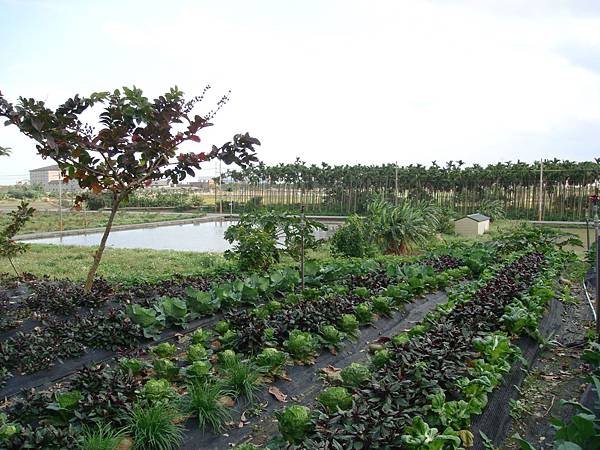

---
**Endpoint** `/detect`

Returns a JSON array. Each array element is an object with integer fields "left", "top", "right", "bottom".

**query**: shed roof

[{"left": 465, "top": 213, "right": 490, "bottom": 222}]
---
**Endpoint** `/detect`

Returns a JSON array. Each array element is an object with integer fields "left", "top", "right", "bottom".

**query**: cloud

[{"left": 1, "top": 0, "right": 600, "bottom": 184}]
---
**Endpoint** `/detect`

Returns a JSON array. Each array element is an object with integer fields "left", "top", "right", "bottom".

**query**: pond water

[{"left": 22, "top": 220, "right": 339, "bottom": 253}]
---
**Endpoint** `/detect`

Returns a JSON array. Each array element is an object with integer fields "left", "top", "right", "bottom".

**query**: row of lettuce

[
  {"left": 0, "top": 242, "right": 486, "bottom": 448},
  {"left": 256, "top": 230, "right": 578, "bottom": 449}
]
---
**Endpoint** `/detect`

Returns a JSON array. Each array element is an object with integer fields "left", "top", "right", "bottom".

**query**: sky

[{"left": 1, "top": 0, "right": 600, "bottom": 184}]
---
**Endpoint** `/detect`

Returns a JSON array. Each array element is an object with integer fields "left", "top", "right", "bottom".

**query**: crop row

[
  {"left": 0, "top": 251, "right": 482, "bottom": 448},
  {"left": 268, "top": 249, "right": 566, "bottom": 449}
]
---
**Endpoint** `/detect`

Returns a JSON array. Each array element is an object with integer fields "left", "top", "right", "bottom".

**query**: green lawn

[
  {"left": 0, "top": 210, "right": 205, "bottom": 235},
  {"left": 1, "top": 244, "right": 226, "bottom": 283}
]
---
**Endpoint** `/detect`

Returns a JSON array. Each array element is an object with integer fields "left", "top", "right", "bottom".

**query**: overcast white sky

[{"left": 1, "top": 0, "right": 600, "bottom": 184}]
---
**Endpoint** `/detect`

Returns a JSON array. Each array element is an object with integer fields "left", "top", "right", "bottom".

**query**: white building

[
  {"left": 454, "top": 213, "right": 491, "bottom": 236},
  {"left": 29, "top": 164, "right": 81, "bottom": 193}
]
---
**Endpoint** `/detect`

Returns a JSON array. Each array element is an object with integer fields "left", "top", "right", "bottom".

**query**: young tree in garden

[
  {"left": 0, "top": 201, "right": 35, "bottom": 277},
  {"left": 0, "top": 86, "right": 260, "bottom": 291}
]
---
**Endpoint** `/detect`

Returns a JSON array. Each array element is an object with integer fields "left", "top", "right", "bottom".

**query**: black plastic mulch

[{"left": 178, "top": 290, "right": 451, "bottom": 450}]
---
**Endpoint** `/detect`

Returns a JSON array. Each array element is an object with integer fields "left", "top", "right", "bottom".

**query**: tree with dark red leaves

[{"left": 0, "top": 86, "right": 260, "bottom": 291}]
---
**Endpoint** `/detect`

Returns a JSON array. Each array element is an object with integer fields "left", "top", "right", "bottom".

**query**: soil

[{"left": 499, "top": 283, "right": 594, "bottom": 450}]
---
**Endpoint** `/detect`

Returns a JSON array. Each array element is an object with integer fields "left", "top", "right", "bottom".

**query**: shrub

[
  {"left": 185, "top": 381, "right": 232, "bottom": 432},
  {"left": 330, "top": 214, "right": 376, "bottom": 258},
  {"left": 275, "top": 405, "right": 312, "bottom": 444},
  {"left": 121, "top": 404, "right": 184, "bottom": 450},
  {"left": 318, "top": 387, "right": 353, "bottom": 412}
]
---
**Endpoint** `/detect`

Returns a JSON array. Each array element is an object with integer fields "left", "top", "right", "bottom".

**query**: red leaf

[{"left": 189, "top": 135, "right": 201, "bottom": 143}]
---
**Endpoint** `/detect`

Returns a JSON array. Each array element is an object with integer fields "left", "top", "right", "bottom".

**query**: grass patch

[
  {"left": 0, "top": 210, "right": 205, "bottom": 234},
  {"left": 0, "top": 244, "right": 226, "bottom": 283}
]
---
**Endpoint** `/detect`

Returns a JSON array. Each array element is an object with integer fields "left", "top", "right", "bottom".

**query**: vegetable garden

[{"left": 0, "top": 225, "right": 596, "bottom": 450}]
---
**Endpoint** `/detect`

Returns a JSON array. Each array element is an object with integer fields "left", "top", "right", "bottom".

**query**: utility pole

[
  {"left": 594, "top": 197, "right": 600, "bottom": 342},
  {"left": 300, "top": 204, "right": 305, "bottom": 292},
  {"left": 538, "top": 159, "right": 544, "bottom": 221},
  {"left": 219, "top": 160, "right": 223, "bottom": 214},
  {"left": 395, "top": 161, "right": 399, "bottom": 205},
  {"left": 59, "top": 178, "right": 63, "bottom": 232}
]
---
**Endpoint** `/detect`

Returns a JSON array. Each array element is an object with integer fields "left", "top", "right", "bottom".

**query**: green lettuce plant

[
  {"left": 139, "top": 379, "right": 178, "bottom": 405},
  {"left": 151, "top": 342, "right": 177, "bottom": 359},
  {"left": 284, "top": 330, "right": 319, "bottom": 362},
  {"left": 341, "top": 363, "right": 370, "bottom": 389},
  {"left": 254, "top": 348, "right": 288, "bottom": 375},
  {"left": 187, "top": 344, "right": 209, "bottom": 362},
  {"left": 318, "top": 387, "right": 353, "bottom": 412},
  {"left": 152, "top": 359, "right": 180, "bottom": 381},
  {"left": 275, "top": 405, "right": 312, "bottom": 444}
]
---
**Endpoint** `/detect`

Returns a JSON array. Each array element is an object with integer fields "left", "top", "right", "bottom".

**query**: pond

[{"left": 21, "top": 220, "right": 339, "bottom": 252}]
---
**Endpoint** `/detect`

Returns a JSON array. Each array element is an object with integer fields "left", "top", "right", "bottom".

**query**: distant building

[
  {"left": 29, "top": 164, "right": 81, "bottom": 193},
  {"left": 454, "top": 213, "right": 490, "bottom": 236}
]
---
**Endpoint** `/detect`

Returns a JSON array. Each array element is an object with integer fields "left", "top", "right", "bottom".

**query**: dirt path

[{"left": 499, "top": 285, "right": 594, "bottom": 450}]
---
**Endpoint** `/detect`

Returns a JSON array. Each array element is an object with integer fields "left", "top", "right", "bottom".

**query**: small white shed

[{"left": 454, "top": 213, "right": 490, "bottom": 236}]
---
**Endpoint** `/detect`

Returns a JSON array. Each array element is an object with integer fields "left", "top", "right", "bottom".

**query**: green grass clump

[
  {"left": 121, "top": 404, "right": 184, "bottom": 450},
  {"left": 185, "top": 381, "right": 232, "bottom": 432},
  {"left": 81, "top": 423, "right": 124, "bottom": 450}
]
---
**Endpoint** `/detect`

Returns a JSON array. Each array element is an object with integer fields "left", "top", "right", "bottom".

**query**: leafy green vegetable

[
  {"left": 214, "top": 320, "right": 230, "bottom": 335},
  {"left": 151, "top": 342, "right": 177, "bottom": 359},
  {"left": 139, "top": 379, "right": 178, "bottom": 405},
  {"left": 187, "top": 344, "right": 209, "bottom": 362},
  {"left": 126, "top": 304, "right": 164, "bottom": 339},
  {"left": 156, "top": 296, "right": 188, "bottom": 328},
  {"left": 275, "top": 405, "right": 312, "bottom": 444},
  {"left": 152, "top": 358, "right": 180, "bottom": 381},
  {"left": 371, "top": 296, "right": 393, "bottom": 316},
  {"left": 371, "top": 349, "right": 391, "bottom": 369},
  {"left": 284, "top": 330, "right": 319, "bottom": 362},
  {"left": 341, "top": 363, "right": 370, "bottom": 388},
  {"left": 118, "top": 357, "right": 148, "bottom": 376},
  {"left": 183, "top": 360, "right": 212, "bottom": 381},
  {"left": 318, "top": 387, "right": 353, "bottom": 412},
  {"left": 354, "top": 303, "right": 374, "bottom": 325},
  {"left": 338, "top": 314, "right": 359, "bottom": 336},
  {"left": 191, "top": 328, "right": 212, "bottom": 346},
  {"left": 185, "top": 287, "right": 219, "bottom": 317},
  {"left": 319, "top": 324, "right": 344, "bottom": 350},
  {"left": 254, "top": 348, "right": 287, "bottom": 374},
  {"left": 218, "top": 350, "right": 240, "bottom": 369}
]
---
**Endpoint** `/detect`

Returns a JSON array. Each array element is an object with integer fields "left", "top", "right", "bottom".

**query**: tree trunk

[
  {"left": 84, "top": 194, "right": 121, "bottom": 292},
  {"left": 8, "top": 256, "right": 19, "bottom": 278}
]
